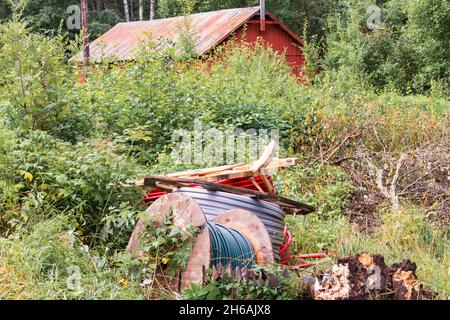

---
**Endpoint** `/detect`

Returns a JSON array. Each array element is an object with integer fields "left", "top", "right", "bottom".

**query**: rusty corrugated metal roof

[{"left": 77, "top": 6, "right": 261, "bottom": 63}]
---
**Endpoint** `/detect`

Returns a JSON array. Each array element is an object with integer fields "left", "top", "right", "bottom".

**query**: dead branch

[
  {"left": 366, "top": 153, "right": 407, "bottom": 210},
  {"left": 324, "top": 130, "right": 363, "bottom": 163},
  {"left": 399, "top": 167, "right": 439, "bottom": 196},
  {"left": 313, "top": 129, "right": 364, "bottom": 165},
  {"left": 389, "top": 153, "right": 408, "bottom": 210}
]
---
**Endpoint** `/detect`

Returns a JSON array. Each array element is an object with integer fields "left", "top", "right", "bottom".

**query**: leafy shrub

[
  {"left": 277, "top": 163, "right": 353, "bottom": 253},
  {"left": 323, "top": 0, "right": 450, "bottom": 94},
  {"left": 0, "top": 127, "right": 146, "bottom": 245},
  {"left": 182, "top": 267, "right": 300, "bottom": 300},
  {"left": 287, "top": 87, "right": 448, "bottom": 162},
  {"left": 277, "top": 163, "right": 354, "bottom": 217},
  {"left": 135, "top": 212, "right": 198, "bottom": 282},
  {"left": 0, "top": 21, "right": 71, "bottom": 131},
  {"left": 61, "top": 39, "right": 310, "bottom": 164}
]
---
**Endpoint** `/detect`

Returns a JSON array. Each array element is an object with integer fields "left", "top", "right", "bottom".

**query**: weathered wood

[
  {"left": 126, "top": 139, "right": 294, "bottom": 187},
  {"left": 213, "top": 209, "right": 274, "bottom": 266},
  {"left": 127, "top": 193, "right": 206, "bottom": 256},
  {"left": 249, "top": 177, "right": 264, "bottom": 192},
  {"left": 265, "top": 157, "right": 297, "bottom": 170},
  {"left": 201, "top": 169, "right": 257, "bottom": 181},
  {"left": 182, "top": 228, "right": 210, "bottom": 289},
  {"left": 250, "top": 140, "right": 276, "bottom": 172},
  {"left": 126, "top": 158, "right": 297, "bottom": 186},
  {"left": 127, "top": 193, "right": 213, "bottom": 291},
  {"left": 143, "top": 176, "right": 316, "bottom": 215},
  {"left": 168, "top": 163, "right": 242, "bottom": 177}
]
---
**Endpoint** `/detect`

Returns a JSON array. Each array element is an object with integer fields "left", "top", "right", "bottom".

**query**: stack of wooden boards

[{"left": 129, "top": 141, "right": 298, "bottom": 202}]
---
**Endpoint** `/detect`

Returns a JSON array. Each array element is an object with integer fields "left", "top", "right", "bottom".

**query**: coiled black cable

[{"left": 206, "top": 221, "right": 255, "bottom": 269}]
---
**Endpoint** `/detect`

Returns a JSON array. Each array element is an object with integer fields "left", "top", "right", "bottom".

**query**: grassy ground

[
  {"left": 284, "top": 205, "right": 449, "bottom": 299},
  {"left": 280, "top": 164, "right": 449, "bottom": 299}
]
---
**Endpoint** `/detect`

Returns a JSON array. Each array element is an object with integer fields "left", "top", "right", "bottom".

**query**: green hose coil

[{"left": 206, "top": 221, "right": 255, "bottom": 269}]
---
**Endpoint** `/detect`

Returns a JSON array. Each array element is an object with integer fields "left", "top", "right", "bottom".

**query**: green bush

[
  {"left": 135, "top": 212, "right": 199, "bottom": 281},
  {"left": 277, "top": 163, "right": 353, "bottom": 253},
  {"left": 323, "top": 0, "right": 450, "bottom": 94},
  {"left": 0, "top": 126, "right": 146, "bottom": 246},
  {"left": 61, "top": 40, "right": 309, "bottom": 164},
  {"left": 182, "top": 267, "right": 300, "bottom": 300},
  {"left": 0, "top": 21, "right": 70, "bottom": 131}
]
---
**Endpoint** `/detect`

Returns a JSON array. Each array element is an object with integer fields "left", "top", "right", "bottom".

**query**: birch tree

[
  {"left": 139, "top": 0, "right": 144, "bottom": 20},
  {"left": 81, "top": 0, "right": 90, "bottom": 65},
  {"left": 123, "top": 0, "right": 130, "bottom": 22},
  {"left": 150, "top": 0, "right": 157, "bottom": 20}
]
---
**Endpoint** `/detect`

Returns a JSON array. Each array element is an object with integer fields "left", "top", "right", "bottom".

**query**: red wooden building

[{"left": 79, "top": 5, "right": 305, "bottom": 76}]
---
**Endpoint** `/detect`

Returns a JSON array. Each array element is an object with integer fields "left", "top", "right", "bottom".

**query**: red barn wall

[{"left": 231, "top": 15, "right": 305, "bottom": 76}]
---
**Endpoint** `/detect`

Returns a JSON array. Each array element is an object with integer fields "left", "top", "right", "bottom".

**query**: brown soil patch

[
  {"left": 345, "top": 191, "right": 383, "bottom": 233},
  {"left": 337, "top": 253, "right": 432, "bottom": 300},
  {"left": 309, "top": 253, "right": 432, "bottom": 300}
]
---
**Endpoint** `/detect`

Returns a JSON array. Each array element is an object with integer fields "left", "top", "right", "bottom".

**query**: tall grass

[
  {"left": 336, "top": 205, "right": 449, "bottom": 299},
  {"left": 0, "top": 216, "right": 144, "bottom": 299}
]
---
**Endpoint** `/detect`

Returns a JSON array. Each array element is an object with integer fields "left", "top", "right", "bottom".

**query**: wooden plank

[
  {"left": 182, "top": 228, "right": 210, "bottom": 290},
  {"left": 265, "top": 158, "right": 297, "bottom": 169},
  {"left": 126, "top": 178, "right": 145, "bottom": 186},
  {"left": 168, "top": 163, "right": 244, "bottom": 178},
  {"left": 259, "top": 173, "right": 275, "bottom": 193},
  {"left": 202, "top": 169, "right": 256, "bottom": 181},
  {"left": 249, "top": 177, "right": 265, "bottom": 192},
  {"left": 143, "top": 176, "right": 315, "bottom": 215},
  {"left": 125, "top": 157, "right": 297, "bottom": 186},
  {"left": 250, "top": 140, "right": 277, "bottom": 172}
]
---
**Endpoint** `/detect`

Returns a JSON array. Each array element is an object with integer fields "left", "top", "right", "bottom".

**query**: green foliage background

[{"left": 0, "top": 0, "right": 448, "bottom": 300}]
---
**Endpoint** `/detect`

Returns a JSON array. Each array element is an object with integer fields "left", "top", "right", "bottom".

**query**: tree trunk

[
  {"left": 150, "top": 0, "right": 157, "bottom": 20},
  {"left": 130, "top": 0, "right": 134, "bottom": 20},
  {"left": 139, "top": 0, "right": 143, "bottom": 20},
  {"left": 123, "top": 0, "right": 130, "bottom": 22},
  {"left": 95, "top": 0, "right": 102, "bottom": 11},
  {"left": 81, "top": 0, "right": 90, "bottom": 66}
]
